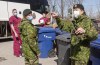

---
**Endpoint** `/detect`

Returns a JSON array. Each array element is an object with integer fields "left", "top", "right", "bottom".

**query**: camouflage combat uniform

[
  {"left": 56, "top": 15, "right": 98, "bottom": 65},
  {"left": 71, "top": 15, "right": 98, "bottom": 65},
  {"left": 19, "top": 18, "right": 39, "bottom": 65}
]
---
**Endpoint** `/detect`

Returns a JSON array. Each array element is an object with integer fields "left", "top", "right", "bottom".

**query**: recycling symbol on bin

[{"left": 44, "top": 35, "right": 52, "bottom": 38}]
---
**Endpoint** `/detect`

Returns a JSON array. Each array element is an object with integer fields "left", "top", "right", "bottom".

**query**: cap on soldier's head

[
  {"left": 73, "top": 4, "right": 84, "bottom": 11},
  {"left": 23, "top": 9, "right": 32, "bottom": 16}
]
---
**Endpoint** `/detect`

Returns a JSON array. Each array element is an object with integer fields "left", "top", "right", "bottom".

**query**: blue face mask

[{"left": 26, "top": 16, "right": 33, "bottom": 21}]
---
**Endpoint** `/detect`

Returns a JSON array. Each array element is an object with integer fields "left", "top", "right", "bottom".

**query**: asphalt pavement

[{"left": 0, "top": 39, "right": 57, "bottom": 65}]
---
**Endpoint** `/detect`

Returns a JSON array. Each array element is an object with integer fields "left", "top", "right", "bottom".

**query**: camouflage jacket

[
  {"left": 19, "top": 18, "right": 39, "bottom": 55},
  {"left": 71, "top": 15, "right": 98, "bottom": 45},
  {"left": 56, "top": 15, "right": 98, "bottom": 63},
  {"left": 71, "top": 15, "right": 98, "bottom": 62}
]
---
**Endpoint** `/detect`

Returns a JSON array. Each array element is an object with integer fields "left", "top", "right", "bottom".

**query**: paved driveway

[{"left": 0, "top": 40, "right": 57, "bottom": 65}]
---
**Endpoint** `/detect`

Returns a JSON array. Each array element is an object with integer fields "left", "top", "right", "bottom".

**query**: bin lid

[
  {"left": 90, "top": 39, "right": 100, "bottom": 49},
  {"left": 38, "top": 27, "right": 56, "bottom": 33},
  {"left": 56, "top": 33, "right": 71, "bottom": 42}
]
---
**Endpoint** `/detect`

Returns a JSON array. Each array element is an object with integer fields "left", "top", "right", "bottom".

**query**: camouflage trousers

[
  {"left": 22, "top": 40, "right": 39, "bottom": 65},
  {"left": 71, "top": 60, "right": 88, "bottom": 65},
  {"left": 25, "top": 59, "right": 39, "bottom": 65},
  {"left": 71, "top": 42, "right": 90, "bottom": 65}
]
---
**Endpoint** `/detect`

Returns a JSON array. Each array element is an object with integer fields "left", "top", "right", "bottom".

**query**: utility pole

[
  {"left": 61, "top": 0, "right": 64, "bottom": 18},
  {"left": 72, "top": 0, "right": 75, "bottom": 20}
]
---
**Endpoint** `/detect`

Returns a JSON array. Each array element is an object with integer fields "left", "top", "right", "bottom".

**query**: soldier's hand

[{"left": 75, "top": 27, "right": 85, "bottom": 34}]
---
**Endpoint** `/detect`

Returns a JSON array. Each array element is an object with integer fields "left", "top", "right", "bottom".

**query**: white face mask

[
  {"left": 73, "top": 11, "right": 80, "bottom": 18},
  {"left": 40, "top": 19, "right": 45, "bottom": 24},
  {"left": 13, "top": 12, "right": 17, "bottom": 16},
  {"left": 26, "top": 16, "right": 33, "bottom": 21}
]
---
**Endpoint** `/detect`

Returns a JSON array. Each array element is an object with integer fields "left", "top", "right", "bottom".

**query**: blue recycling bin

[
  {"left": 55, "top": 28, "right": 67, "bottom": 35},
  {"left": 90, "top": 34, "right": 100, "bottom": 65},
  {"left": 38, "top": 27, "right": 56, "bottom": 58},
  {"left": 38, "top": 27, "right": 56, "bottom": 41},
  {"left": 38, "top": 41, "right": 53, "bottom": 58}
]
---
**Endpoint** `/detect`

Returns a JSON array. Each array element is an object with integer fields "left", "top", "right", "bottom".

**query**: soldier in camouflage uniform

[
  {"left": 70, "top": 4, "right": 98, "bottom": 65},
  {"left": 56, "top": 4, "right": 98, "bottom": 65},
  {"left": 19, "top": 9, "right": 39, "bottom": 65}
]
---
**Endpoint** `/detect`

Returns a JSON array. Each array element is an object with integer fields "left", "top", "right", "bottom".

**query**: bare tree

[
  {"left": 75, "top": 0, "right": 83, "bottom": 4},
  {"left": 66, "top": 0, "right": 83, "bottom": 8},
  {"left": 96, "top": 0, "right": 100, "bottom": 19},
  {"left": 47, "top": 0, "right": 84, "bottom": 18},
  {"left": 86, "top": 7, "right": 94, "bottom": 18}
]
